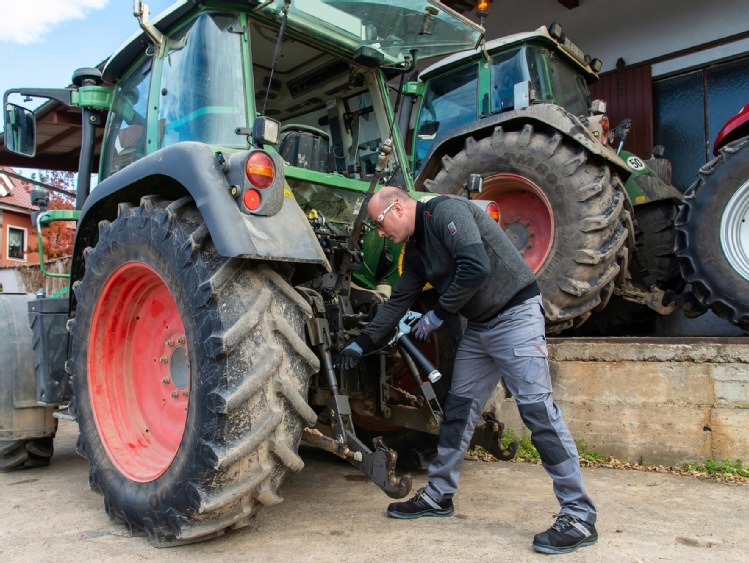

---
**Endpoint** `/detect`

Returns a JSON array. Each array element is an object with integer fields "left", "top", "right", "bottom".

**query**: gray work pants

[{"left": 424, "top": 295, "right": 597, "bottom": 525}]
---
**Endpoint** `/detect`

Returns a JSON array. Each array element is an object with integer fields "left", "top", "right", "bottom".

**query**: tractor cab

[{"left": 408, "top": 24, "right": 603, "bottom": 171}]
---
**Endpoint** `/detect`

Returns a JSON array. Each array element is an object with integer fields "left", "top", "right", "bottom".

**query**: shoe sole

[
  {"left": 532, "top": 535, "right": 598, "bottom": 554},
  {"left": 387, "top": 508, "right": 454, "bottom": 519}
]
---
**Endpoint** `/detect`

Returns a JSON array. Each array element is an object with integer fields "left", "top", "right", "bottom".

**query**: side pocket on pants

[{"left": 513, "top": 343, "right": 551, "bottom": 393}]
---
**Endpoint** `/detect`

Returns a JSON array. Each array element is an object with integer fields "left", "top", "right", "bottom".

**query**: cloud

[{"left": 0, "top": 0, "right": 109, "bottom": 45}]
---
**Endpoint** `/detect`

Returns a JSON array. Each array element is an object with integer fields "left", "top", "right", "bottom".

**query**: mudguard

[
  {"left": 619, "top": 150, "right": 683, "bottom": 205},
  {"left": 414, "top": 104, "right": 631, "bottom": 190},
  {"left": 71, "top": 142, "right": 330, "bottom": 285}
]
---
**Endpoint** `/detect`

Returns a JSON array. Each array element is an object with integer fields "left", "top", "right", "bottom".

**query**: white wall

[
  {"left": 0, "top": 268, "right": 22, "bottom": 292},
  {"left": 477, "top": 0, "right": 749, "bottom": 74}
]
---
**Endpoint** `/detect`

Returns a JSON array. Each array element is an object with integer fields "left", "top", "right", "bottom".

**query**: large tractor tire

[
  {"left": 632, "top": 200, "right": 682, "bottom": 293},
  {"left": 578, "top": 200, "right": 682, "bottom": 336},
  {"left": 424, "top": 125, "right": 631, "bottom": 332},
  {"left": 68, "top": 196, "right": 319, "bottom": 546},
  {"left": 675, "top": 136, "right": 749, "bottom": 330},
  {"left": 0, "top": 293, "right": 57, "bottom": 471}
]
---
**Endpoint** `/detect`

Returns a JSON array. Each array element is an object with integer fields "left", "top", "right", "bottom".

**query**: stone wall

[{"left": 497, "top": 338, "right": 749, "bottom": 466}]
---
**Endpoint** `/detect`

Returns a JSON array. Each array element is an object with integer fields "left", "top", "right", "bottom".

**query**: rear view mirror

[{"left": 4, "top": 103, "right": 36, "bottom": 157}]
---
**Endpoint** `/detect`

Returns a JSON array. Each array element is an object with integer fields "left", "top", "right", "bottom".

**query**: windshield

[
  {"left": 258, "top": 0, "right": 483, "bottom": 66},
  {"left": 489, "top": 46, "right": 547, "bottom": 113},
  {"left": 158, "top": 13, "right": 248, "bottom": 149},
  {"left": 545, "top": 49, "right": 591, "bottom": 116},
  {"left": 414, "top": 63, "right": 478, "bottom": 168}
]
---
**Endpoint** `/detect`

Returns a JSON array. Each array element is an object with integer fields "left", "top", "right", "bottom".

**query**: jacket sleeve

[
  {"left": 431, "top": 201, "right": 491, "bottom": 319},
  {"left": 355, "top": 241, "right": 428, "bottom": 351}
]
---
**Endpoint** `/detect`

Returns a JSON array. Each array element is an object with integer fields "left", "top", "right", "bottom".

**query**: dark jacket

[{"left": 356, "top": 195, "right": 538, "bottom": 351}]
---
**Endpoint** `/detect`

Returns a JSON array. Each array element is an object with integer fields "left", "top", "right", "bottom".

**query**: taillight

[
  {"left": 486, "top": 202, "right": 501, "bottom": 223},
  {"left": 243, "top": 189, "right": 262, "bottom": 211},
  {"left": 245, "top": 152, "right": 275, "bottom": 188},
  {"left": 601, "top": 115, "right": 610, "bottom": 136}
]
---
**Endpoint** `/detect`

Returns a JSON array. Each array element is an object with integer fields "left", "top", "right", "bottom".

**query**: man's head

[{"left": 368, "top": 186, "right": 417, "bottom": 244}]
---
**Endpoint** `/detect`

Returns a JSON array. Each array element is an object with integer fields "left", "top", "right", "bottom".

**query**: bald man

[{"left": 338, "top": 186, "right": 598, "bottom": 555}]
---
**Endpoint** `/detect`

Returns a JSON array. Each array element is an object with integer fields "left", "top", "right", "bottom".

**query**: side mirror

[{"left": 4, "top": 103, "right": 37, "bottom": 157}]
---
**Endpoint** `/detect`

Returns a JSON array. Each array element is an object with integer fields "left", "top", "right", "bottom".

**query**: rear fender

[
  {"left": 714, "top": 103, "right": 749, "bottom": 154},
  {"left": 619, "top": 150, "right": 683, "bottom": 205},
  {"left": 414, "top": 104, "right": 630, "bottom": 190},
  {"left": 71, "top": 142, "right": 329, "bottom": 291}
]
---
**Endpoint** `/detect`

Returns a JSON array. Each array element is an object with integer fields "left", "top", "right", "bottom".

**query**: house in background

[{"left": 0, "top": 167, "right": 39, "bottom": 291}]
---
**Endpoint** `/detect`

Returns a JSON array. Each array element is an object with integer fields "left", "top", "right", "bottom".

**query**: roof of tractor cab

[{"left": 419, "top": 26, "right": 599, "bottom": 82}]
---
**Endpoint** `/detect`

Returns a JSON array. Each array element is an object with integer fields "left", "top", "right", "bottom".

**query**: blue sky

[{"left": 0, "top": 0, "right": 174, "bottom": 114}]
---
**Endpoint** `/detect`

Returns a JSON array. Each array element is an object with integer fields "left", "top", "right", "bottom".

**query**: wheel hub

[
  {"left": 504, "top": 220, "right": 532, "bottom": 251},
  {"left": 720, "top": 177, "right": 749, "bottom": 282}
]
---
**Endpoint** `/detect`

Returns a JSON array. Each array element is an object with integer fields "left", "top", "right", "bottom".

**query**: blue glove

[
  {"left": 339, "top": 342, "right": 363, "bottom": 370},
  {"left": 412, "top": 310, "right": 443, "bottom": 342}
]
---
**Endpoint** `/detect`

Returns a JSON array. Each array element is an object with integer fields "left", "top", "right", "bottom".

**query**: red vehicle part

[
  {"left": 714, "top": 103, "right": 749, "bottom": 155},
  {"left": 89, "top": 262, "right": 189, "bottom": 482}
]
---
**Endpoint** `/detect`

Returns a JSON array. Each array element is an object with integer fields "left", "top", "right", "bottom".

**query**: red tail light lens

[
  {"left": 601, "top": 115, "right": 610, "bottom": 134},
  {"left": 246, "top": 152, "right": 274, "bottom": 188},
  {"left": 486, "top": 202, "right": 501, "bottom": 223},
  {"left": 243, "top": 189, "right": 261, "bottom": 211}
]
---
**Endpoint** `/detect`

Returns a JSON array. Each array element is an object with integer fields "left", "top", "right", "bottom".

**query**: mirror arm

[{"left": 3, "top": 88, "right": 74, "bottom": 109}]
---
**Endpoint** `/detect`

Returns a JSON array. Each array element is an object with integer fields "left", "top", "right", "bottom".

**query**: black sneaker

[
  {"left": 532, "top": 513, "right": 598, "bottom": 554},
  {"left": 387, "top": 488, "right": 454, "bottom": 519}
]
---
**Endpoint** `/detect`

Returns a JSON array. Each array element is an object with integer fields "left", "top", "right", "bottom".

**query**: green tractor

[
  {"left": 1, "top": 0, "right": 515, "bottom": 546},
  {"left": 401, "top": 21, "right": 684, "bottom": 334}
]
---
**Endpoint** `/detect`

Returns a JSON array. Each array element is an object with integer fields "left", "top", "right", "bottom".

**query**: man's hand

[
  {"left": 412, "top": 310, "right": 443, "bottom": 341},
  {"left": 338, "top": 342, "right": 363, "bottom": 370}
]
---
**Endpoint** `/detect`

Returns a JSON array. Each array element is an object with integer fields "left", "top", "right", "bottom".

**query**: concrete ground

[{"left": 1, "top": 420, "right": 748, "bottom": 562}]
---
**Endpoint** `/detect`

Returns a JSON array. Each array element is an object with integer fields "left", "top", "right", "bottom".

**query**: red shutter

[{"left": 589, "top": 64, "right": 654, "bottom": 159}]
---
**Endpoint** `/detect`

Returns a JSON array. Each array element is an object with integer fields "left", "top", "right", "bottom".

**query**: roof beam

[
  {"left": 37, "top": 127, "right": 81, "bottom": 153},
  {"left": 0, "top": 152, "right": 83, "bottom": 172}
]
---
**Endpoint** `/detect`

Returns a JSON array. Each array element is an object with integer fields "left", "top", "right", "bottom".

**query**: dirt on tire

[
  {"left": 68, "top": 196, "right": 319, "bottom": 545},
  {"left": 423, "top": 125, "right": 631, "bottom": 333}
]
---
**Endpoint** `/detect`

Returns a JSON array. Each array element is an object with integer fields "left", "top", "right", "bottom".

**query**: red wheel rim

[
  {"left": 482, "top": 173, "right": 554, "bottom": 273},
  {"left": 89, "top": 261, "right": 190, "bottom": 482}
]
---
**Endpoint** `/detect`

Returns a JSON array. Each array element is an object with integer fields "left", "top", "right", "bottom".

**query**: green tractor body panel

[{"left": 619, "top": 149, "right": 682, "bottom": 205}]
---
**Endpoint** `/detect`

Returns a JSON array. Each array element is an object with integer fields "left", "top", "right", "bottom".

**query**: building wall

[
  {"left": 479, "top": 0, "right": 749, "bottom": 75},
  {"left": 476, "top": 0, "right": 749, "bottom": 190}
]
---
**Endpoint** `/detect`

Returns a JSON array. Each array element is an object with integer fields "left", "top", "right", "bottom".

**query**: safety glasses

[{"left": 373, "top": 199, "right": 398, "bottom": 228}]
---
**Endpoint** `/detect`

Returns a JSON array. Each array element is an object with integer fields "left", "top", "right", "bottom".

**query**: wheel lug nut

[
  {"left": 160, "top": 356, "right": 168, "bottom": 363},
  {"left": 171, "top": 391, "right": 179, "bottom": 398},
  {"left": 162, "top": 377, "right": 171, "bottom": 384},
  {"left": 177, "top": 337, "right": 186, "bottom": 345},
  {"left": 166, "top": 340, "right": 174, "bottom": 347},
  {"left": 182, "top": 390, "right": 189, "bottom": 397}
]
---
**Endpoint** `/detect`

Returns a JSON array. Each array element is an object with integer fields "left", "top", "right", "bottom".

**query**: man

[{"left": 338, "top": 186, "right": 598, "bottom": 555}]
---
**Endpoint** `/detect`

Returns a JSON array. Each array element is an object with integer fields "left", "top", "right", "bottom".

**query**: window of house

[{"left": 7, "top": 226, "right": 26, "bottom": 261}]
